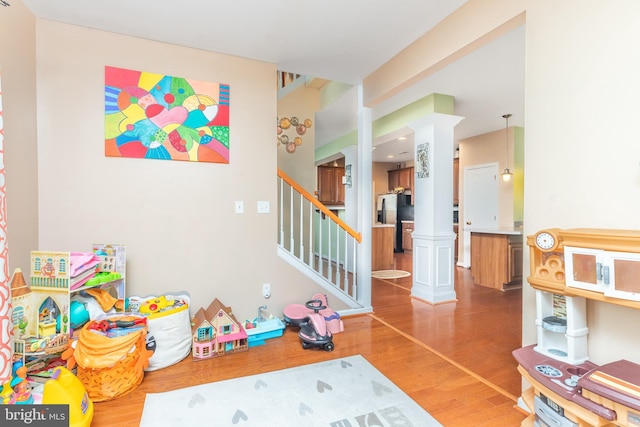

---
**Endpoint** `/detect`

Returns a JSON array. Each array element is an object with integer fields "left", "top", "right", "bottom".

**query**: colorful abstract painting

[{"left": 105, "top": 66, "right": 230, "bottom": 163}]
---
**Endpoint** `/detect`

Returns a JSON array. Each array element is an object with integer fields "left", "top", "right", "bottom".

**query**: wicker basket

[{"left": 63, "top": 315, "right": 152, "bottom": 402}]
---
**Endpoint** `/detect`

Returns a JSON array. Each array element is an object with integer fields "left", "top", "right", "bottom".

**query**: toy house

[
  {"left": 9, "top": 267, "right": 70, "bottom": 358},
  {"left": 191, "top": 298, "right": 248, "bottom": 359}
]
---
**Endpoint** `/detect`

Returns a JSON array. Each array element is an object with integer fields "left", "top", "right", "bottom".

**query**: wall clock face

[{"left": 535, "top": 232, "right": 556, "bottom": 251}]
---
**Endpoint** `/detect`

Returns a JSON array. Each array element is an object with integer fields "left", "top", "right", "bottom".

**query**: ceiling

[
  {"left": 316, "top": 25, "right": 525, "bottom": 164},
  {"left": 19, "top": 0, "right": 524, "bottom": 164}
]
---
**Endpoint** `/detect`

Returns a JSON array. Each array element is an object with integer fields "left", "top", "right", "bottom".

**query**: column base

[{"left": 411, "top": 232, "right": 457, "bottom": 304}]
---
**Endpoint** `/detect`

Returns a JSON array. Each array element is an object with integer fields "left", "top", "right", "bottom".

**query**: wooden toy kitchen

[{"left": 516, "top": 228, "right": 640, "bottom": 427}]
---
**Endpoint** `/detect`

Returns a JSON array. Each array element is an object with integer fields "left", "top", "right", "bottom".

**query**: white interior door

[{"left": 461, "top": 163, "right": 499, "bottom": 267}]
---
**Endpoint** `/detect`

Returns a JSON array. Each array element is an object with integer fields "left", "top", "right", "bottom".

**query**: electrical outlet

[{"left": 262, "top": 283, "right": 271, "bottom": 299}]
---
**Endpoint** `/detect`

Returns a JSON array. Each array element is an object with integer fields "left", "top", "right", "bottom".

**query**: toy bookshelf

[{"left": 12, "top": 244, "right": 126, "bottom": 370}]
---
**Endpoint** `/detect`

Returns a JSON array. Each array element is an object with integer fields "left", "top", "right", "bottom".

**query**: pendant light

[{"left": 501, "top": 113, "right": 513, "bottom": 182}]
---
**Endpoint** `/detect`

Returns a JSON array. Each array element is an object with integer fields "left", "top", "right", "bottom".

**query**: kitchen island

[
  {"left": 372, "top": 224, "right": 395, "bottom": 270},
  {"left": 470, "top": 228, "right": 523, "bottom": 291}
]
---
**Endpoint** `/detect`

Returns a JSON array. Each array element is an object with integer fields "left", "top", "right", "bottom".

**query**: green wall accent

[
  {"left": 372, "top": 93, "right": 454, "bottom": 138},
  {"left": 513, "top": 126, "right": 525, "bottom": 222},
  {"left": 315, "top": 130, "right": 358, "bottom": 161},
  {"left": 315, "top": 93, "right": 454, "bottom": 162},
  {"left": 319, "top": 81, "right": 353, "bottom": 110}
]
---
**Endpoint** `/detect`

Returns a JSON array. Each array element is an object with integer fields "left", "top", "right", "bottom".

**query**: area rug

[
  {"left": 372, "top": 270, "right": 411, "bottom": 279},
  {"left": 140, "top": 355, "right": 441, "bottom": 427}
]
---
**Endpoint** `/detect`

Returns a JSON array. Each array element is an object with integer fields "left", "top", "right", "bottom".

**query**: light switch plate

[
  {"left": 235, "top": 201, "right": 244, "bottom": 214},
  {"left": 257, "top": 201, "right": 270, "bottom": 214}
]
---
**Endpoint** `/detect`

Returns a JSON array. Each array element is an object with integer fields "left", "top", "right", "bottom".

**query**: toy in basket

[
  {"left": 62, "top": 313, "right": 153, "bottom": 402},
  {"left": 86, "top": 315, "right": 147, "bottom": 337}
]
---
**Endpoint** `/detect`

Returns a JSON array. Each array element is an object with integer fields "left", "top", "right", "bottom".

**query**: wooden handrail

[{"left": 278, "top": 168, "right": 362, "bottom": 243}]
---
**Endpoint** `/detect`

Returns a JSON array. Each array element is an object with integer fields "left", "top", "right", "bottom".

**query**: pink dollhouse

[{"left": 191, "top": 298, "right": 248, "bottom": 360}]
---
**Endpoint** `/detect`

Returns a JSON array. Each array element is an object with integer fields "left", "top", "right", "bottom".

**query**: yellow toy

[
  {"left": 42, "top": 366, "right": 93, "bottom": 427},
  {"left": 0, "top": 380, "right": 13, "bottom": 404},
  {"left": 140, "top": 295, "right": 173, "bottom": 314}
]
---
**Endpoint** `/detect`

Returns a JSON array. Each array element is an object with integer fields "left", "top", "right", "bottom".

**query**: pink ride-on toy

[
  {"left": 295, "top": 300, "right": 334, "bottom": 352},
  {"left": 283, "top": 293, "right": 344, "bottom": 335}
]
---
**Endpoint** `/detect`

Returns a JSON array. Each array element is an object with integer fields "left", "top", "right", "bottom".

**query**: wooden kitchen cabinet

[
  {"left": 402, "top": 221, "right": 414, "bottom": 252},
  {"left": 388, "top": 167, "right": 413, "bottom": 192},
  {"left": 317, "top": 166, "right": 345, "bottom": 205},
  {"left": 470, "top": 232, "right": 523, "bottom": 291},
  {"left": 372, "top": 225, "right": 394, "bottom": 270},
  {"left": 509, "top": 238, "right": 523, "bottom": 285}
]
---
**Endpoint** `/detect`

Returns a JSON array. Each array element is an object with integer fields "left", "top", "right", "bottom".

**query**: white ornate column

[
  {"left": 341, "top": 145, "right": 357, "bottom": 270},
  {"left": 410, "top": 113, "right": 463, "bottom": 304},
  {"left": 341, "top": 145, "right": 358, "bottom": 230},
  {"left": 355, "top": 84, "right": 372, "bottom": 309}
]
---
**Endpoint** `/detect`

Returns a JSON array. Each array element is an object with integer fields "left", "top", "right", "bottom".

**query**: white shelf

[
  {"left": 534, "top": 290, "right": 588, "bottom": 364},
  {"left": 12, "top": 244, "right": 126, "bottom": 360}
]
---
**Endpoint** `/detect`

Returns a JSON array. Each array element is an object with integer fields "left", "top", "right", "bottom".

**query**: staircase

[{"left": 277, "top": 169, "right": 370, "bottom": 313}]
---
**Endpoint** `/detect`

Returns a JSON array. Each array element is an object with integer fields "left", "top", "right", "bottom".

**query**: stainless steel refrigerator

[
  {"left": 376, "top": 193, "right": 397, "bottom": 226},
  {"left": 376, "top": 193, "right": 414, "bottom": 252}
]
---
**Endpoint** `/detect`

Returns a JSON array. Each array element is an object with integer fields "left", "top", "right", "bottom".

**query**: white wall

[
  {"left": 0, "top": 1, "right": 39, "bottom": 273},
  {"left": 32, "top": 19, "right": 342, "bottom": 322},
  {"left": 277, "top": 85, "right": 319, "bottom": 193},
  {"left": 523, "top": 0, "right": 640, "bottom": 363}
]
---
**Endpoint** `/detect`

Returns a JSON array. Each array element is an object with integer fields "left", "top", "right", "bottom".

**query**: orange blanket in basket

[{"left": 64, "top": 317, "right": 152, "bottom": 370}]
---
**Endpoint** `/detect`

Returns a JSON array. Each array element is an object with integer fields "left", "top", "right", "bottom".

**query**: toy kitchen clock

[
  {"left": 528, "top": 228, "right": 565, "bottom": 293},
  {"left": 535, "top": 229, "right": 559, "bottom": 252}
]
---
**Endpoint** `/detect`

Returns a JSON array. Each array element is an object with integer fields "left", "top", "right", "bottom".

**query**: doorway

[{"left": 460, "top": 162, "right": 499, "bottom": 268}]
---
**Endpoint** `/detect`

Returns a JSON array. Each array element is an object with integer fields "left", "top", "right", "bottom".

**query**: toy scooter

[
  {"left": 297, "top": 300, "right": 334, "bottom": 352},
  {"left": 283, "top": 293, "right": 344, "bottom": 334}
]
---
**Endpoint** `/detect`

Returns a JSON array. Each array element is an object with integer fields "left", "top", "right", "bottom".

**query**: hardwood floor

[{"left": 91, "top": 252, "right": 526, "bottom": 426}]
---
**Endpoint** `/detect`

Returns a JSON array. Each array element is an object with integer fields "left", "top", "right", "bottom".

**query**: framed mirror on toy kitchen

[{"left": 104, "top": 66, "right": 230, "bottom": 163}]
